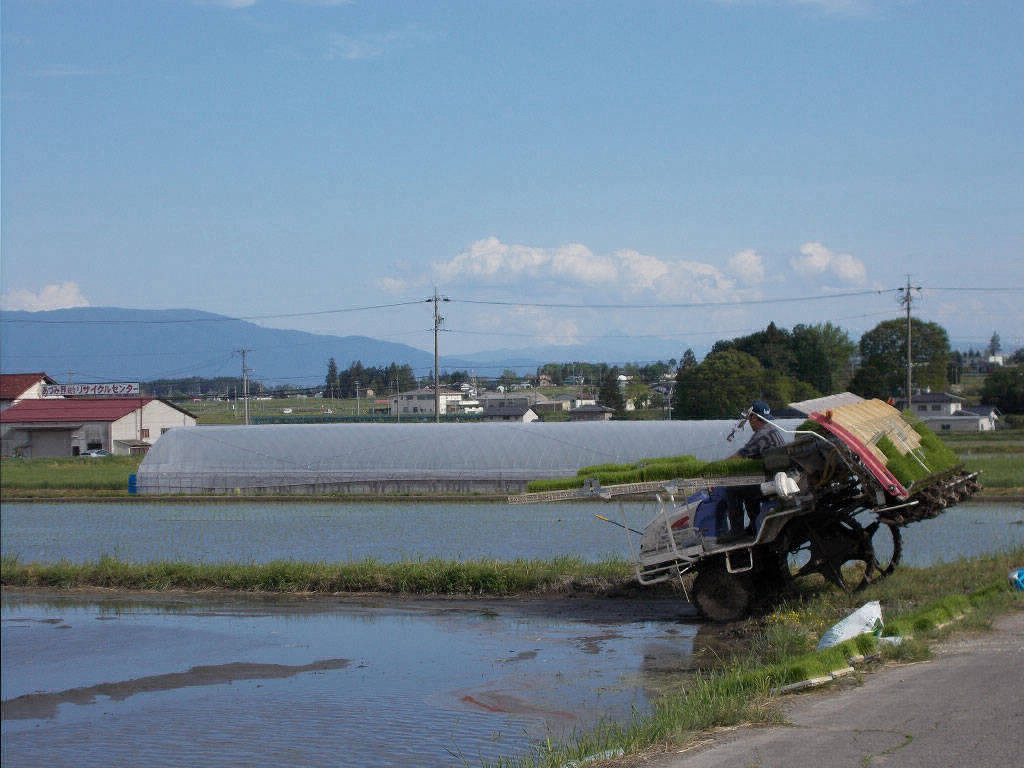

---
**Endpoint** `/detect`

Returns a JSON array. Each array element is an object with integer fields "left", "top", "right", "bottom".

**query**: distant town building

[
  {"left": 895, "top": 393, "right": 999, "bottom": 432},
  {"left": 389, "top": 389, "right": 465, "bottom": 417},
  {"left": 478, "top": 391, "right": 555, "bottom": 411},
  {"left": 0, "top": 372, "right": 59, "bottom": 411},
  {"left": 569, "top": 404, "right": 615, "bottom": 422},
  {"left": 0, "top": 397, "right": 196, "bottom": 457},
  {"left": 482, "top": 406, "right": 539, "bottom": 423},
  {"left": 896, "top": 392, "right": 964, "bottom": 418}
]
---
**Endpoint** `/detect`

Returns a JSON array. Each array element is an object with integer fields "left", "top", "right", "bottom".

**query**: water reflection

[{"left": 2, "top": 591, "right": 698, "bottom": 768}]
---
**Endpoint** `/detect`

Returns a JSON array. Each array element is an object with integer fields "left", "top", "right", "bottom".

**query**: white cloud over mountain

[
  {"left": 430, "top": 237, "right": 748, "bottom": 303},
  {"left": 2, "top": 282, "right": 91, "bottom": 312},
  {"left": 377, "top": 237, "right": 874, "bottom": 346}
]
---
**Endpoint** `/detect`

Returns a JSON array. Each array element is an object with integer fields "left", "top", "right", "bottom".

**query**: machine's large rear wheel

[
  {"left": 693, "top": 558, "right": 755, "bottom": 622},
  {"left": 776, "top": 514, "right": 877, "bottom": 593},
  {"left": 863, "top": 519, "right": 902, "bottom": 580}
]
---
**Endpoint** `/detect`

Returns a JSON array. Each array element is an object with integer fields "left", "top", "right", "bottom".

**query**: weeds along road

[{"left": 624, "top": 608, "right": 1024, "bottom": 768}]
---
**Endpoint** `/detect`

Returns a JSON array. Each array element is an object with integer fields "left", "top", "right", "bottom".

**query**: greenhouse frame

[{"left": 136, "top": 420, "right": 802, "bottom": 495}]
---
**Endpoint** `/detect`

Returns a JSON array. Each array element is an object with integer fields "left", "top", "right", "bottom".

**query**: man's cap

[{"left": 750, "top": 400, "right": 773, "bottom": 420}]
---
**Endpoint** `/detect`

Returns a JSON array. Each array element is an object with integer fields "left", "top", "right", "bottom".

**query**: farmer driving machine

[{"left": 509, "top": 394, "right": 981, "bottom": 621}]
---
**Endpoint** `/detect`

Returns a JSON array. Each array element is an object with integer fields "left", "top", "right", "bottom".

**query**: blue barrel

[{"left": 128, "top": 474, "right": 137, "bottom": 494}]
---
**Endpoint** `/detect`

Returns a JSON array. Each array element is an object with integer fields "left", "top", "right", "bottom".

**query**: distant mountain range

[{"left": 0, "top": 307, "right": 691, "bottom": 386}]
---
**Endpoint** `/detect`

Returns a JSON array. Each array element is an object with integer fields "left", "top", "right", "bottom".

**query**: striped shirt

[{"left": 737, "top": 422, "right": 785, "bottom": 459}]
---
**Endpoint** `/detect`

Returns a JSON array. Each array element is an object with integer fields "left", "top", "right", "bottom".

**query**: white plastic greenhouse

[{"left": 136, "top": 420, "right": 802, "bottom": 495}]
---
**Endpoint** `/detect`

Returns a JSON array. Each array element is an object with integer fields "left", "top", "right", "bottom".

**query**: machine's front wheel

[{"left": 693, "top": 558, "right": 755, "bottom": 622}]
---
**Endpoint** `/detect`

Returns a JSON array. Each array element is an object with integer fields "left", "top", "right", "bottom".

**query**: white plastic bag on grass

[{"left": 817, "top": 601, "right": 884, "bottom": 651}]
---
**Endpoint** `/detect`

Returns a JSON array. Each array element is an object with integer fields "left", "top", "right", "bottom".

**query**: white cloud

[
  {"left": 615, "top": 250, "right": 670, "bottom": 292},
  {"left": 2, "top": 282, "right": 91, "bottom": 312},
  {"left": 727, "top": 249, "right": 765, "bottom": 285},
  {"left": 434, "top": 237, "right": 616, "bottom": 287},
  {"left": 791, "top": 242, "right": 867, "bottom": 286},
  {"left": 433, "top": 237, "right": 740, "bottom": 304}
]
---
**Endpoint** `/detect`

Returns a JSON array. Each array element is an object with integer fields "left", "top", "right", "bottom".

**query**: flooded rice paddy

[
  {"left": 3, "top": 500, "right": 1022, "bottom": 566},
  {"left": 3, "top": 590, "right": 699, "bottom": 767},
  {"left": 2, "top": 499, "right": 1022, "bottom": 766}
]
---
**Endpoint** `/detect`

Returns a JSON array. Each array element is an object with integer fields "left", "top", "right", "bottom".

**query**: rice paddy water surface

[
  {"left": 2, "top": 500, "right": 1022, "bottom": 566},
  {"left": 2, "top": 590, "right": 700, "bottom": 767},
  {"left": 2, "top": 500, "right": 1022, "bottom": 767}
]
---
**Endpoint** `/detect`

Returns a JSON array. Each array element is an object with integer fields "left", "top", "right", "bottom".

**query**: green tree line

[{"left": 324, "top": 360, "right": 418, "bottom": 399}]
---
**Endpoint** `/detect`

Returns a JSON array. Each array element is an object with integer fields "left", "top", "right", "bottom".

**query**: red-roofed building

[
  {"left": 0, "top": 372, "right": 59, "bottom": 411},
  {"left": 1, "top": 397, "right": 196, "bottom": 457}
]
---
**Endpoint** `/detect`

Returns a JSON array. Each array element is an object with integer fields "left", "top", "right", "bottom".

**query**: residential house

[
  {"left": 896, "top": 393, "right": 998, "bottom": 432},
  {"left": 569, "top": 404, "right": 615, "bottom": 421},
  {"left": 896, "top": 393, "right": 965, "bottom": 418},
  {"left": 389, "top": 389, "right": 466, "bottom": 417},
  {"left": 482, "top": 406, "right": 539, "bottom": 423}
]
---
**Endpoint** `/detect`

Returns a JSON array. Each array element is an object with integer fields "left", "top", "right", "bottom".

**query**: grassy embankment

[
  {"left": 0, "top": 554, "right": 632, "bottom": 594},
  {"left": 491, "top": 550, "right": 1023, "bottom": 768}
]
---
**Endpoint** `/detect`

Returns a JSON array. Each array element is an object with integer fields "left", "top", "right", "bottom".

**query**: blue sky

[{"left": 2, "top": 0, "right": 1022, "bottom": 358}]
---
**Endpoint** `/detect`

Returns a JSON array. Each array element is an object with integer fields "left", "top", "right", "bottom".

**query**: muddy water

[
  {"left": 2, "top": 500, "right": 1022, "bottom": 565},
  {"left": 2, "top": 501, "right": 1021, "bottom": 765},
  {"left": 2, "top": 592, "right": 698, "bottom": 767}
]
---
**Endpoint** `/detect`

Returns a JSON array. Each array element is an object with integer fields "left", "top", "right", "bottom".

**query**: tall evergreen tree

[
  {"left": 988, "top": 331, "right": 1002, "bottom": 357},
  {"left": 325, "top": 358, "right": 339, "bottom": 398},
  {"left": 670, "top": 349, "right": 699, "bottom": 419},
  {"left": 598, "top": 368, "right": 626, "bottom": 417}
]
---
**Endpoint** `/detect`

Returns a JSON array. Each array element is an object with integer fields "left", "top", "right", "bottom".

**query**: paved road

[{"left": 629, "top": 608, "right": 1024, "bottom": 768}]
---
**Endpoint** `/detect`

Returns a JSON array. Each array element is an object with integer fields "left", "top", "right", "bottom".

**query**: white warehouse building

[{"left": 0, "top": 397, "right": 197, "bottom": 457}]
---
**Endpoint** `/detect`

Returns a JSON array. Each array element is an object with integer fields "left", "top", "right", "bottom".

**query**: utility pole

[
  {"left": 236, "top": 348, "right": 253, "bottom": 425},
  {"left": 898, "top": 277, "right": 921, "bottom": 412},
  {"left": 427, "top": 289, "right": 450, "bottom": 423}
]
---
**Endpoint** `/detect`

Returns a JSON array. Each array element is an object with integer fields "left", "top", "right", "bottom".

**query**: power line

[
  {"left": 451, "top": 288, "right": 897, "bottom": 310},
  {"left": 924, "top": 287, "right": 1024, "bottom": 292},
  {"left": 8, "top": 284, "right": 1018, "bottom": 328},
  {"left": 0, "top": 300, "right": 427, "bottom": 325}
]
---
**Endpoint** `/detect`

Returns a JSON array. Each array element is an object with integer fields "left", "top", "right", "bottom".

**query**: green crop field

[
  {"left": 180, "top": 395, "right": 376, "bottom": 425},
  {"left": 940, "top": 428, "right": 1024, "bottom": 489},
  {"left": 1, "top": 455, "right": 143, "bottom": 491}
]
